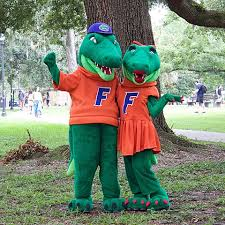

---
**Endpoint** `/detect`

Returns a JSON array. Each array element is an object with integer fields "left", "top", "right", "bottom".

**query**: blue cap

[{"left": 87, "top": 22, "right": 113, "bottom": 35}]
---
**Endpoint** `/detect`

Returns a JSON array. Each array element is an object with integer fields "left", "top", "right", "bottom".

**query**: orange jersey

[
  {"left": 53, "top": 66, "right": 119, "bottom": 126},
  {"left": 117, "top": 78, "right": 161, "bottom": 156}
]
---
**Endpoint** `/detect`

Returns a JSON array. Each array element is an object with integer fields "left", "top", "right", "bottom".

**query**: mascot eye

[
  {"left": 128, "top": 45, "right": 136, "bottom": 52},
  {"left": 90, "top": 36, "right": 97, "bottom": 44},
  {"left": 149, "top": 47, "right": 156, "bottom": 54},
  {"left": 114, "top": 40, "right": 118, "bottom": 45}
]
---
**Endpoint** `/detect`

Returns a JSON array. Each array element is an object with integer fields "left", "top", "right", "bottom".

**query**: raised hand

[
  {"left": 43, "top": 52, "right": 60, "bottom": 85},
  {"left": 44, "top": 52, "right": 57, "bottom": 68}
]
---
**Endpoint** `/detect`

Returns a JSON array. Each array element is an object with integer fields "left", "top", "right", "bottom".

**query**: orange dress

[
  {"left": 117, "top": 78, "right": 161, "bottom": 156},
  {"left": 53, "top": 66, "right": 119, "bottom": 126}
]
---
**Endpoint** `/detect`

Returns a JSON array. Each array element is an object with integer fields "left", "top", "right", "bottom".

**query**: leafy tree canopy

[
  {"left": 0, "top": 0, "right": 39, "bottom": 33},
  {"left": 155, "top": 8, "right": 225, "bottom": 96}
]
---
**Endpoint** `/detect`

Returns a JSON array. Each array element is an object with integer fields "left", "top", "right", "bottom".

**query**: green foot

[
  {"left": 123, "top": 196, "right": 150, "bottom": 211},
  {"left": 68, "top": 198, "right": 93, "bottom": 212},
  {"left": 149, "top": 189, "right": 170, "bottom": 211},
  {"left": 103, "top": 198, "right": 125, "bottom": 212}
]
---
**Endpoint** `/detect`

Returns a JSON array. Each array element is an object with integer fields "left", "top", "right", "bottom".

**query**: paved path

[
  {"left": 3, "top": 109, "right": 225, "bottom": 143},
  {"left": 2, "top": 109, "right": 68, "bottom": 124},
  {"left": 174, "top": 129, "right": 225, "bottom": 143}
]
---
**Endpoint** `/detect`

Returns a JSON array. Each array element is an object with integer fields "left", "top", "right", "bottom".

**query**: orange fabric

[
  {"left": 117, "top": 78, "right": 161, "bottom": 156},
  {"left": 53, "top": 66, "right": 119, "bottom": 126}
]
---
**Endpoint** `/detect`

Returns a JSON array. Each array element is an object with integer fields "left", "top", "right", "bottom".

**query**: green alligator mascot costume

[
  {"left": 44, "top": 23, "right": 124, "bottom": 212},
  {"left": 117, "top": 41, "right": 183, "bottom": 211}
]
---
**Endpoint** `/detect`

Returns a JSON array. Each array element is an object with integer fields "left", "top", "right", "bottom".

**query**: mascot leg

[
  {"left": 100, "top": 124, "right": 124, "bottom": 212},
  {"left": 123, "top": 156, "right": 150, "bottom": 211},
  {"left": 132, "top": 150, "right": 170, "bottom": 210},
  {"left": 68, "top": 124, "right": 100, "bottom": 212}
]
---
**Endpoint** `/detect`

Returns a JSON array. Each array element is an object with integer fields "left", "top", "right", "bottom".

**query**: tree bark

[
  {"left": 84, "top": 0, "right": 113, "bottom": 27},
  {"left": 84, "top": 0, "right": 171, "bottom": 133},
  {"left": 66, "top": 29, "right": 77, "bottom": 72},
  {"left": 166, "top": 0, "right": 225, "bottom": 28}
]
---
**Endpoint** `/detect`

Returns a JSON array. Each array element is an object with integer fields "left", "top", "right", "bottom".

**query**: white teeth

[
  {"left": 133, "top": 73, "right": 147, "bottom": 79},
  {"left": 93, "top": 64, "right": 112, "bottom": 75}
]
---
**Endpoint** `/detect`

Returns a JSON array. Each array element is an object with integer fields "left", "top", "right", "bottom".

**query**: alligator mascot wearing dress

[
  {"left": 44, "top": 22, "right": 124, "bottom": 213},
  {"left": 117, "top": 41, "right": 183, "bottom": 211}
]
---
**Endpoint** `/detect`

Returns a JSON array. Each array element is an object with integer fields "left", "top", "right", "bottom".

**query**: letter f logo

[
  {"left": 123, "top": 92, "right": 139, "bottom": 114},
  {"left": 95, "top": 87, "right": 111, "bottom": 106}
]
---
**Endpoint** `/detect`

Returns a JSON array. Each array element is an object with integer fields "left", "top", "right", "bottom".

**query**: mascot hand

[
  {"left": 43, "top": 52, "right": 60, "bottom": 84},
  {"left": 44, "top": 52, "right": 57, "bottom": 68},
  {"left": 164, "top": 94, "right": 184, "bottom": 103}
]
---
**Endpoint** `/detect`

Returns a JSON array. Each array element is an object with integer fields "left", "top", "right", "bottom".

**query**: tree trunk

[
  {"left": 84, "top": 0, "right": 172, "bottom": 133},
  {"left": 66, "top": 29, "right": 77, "bottom": 72}
]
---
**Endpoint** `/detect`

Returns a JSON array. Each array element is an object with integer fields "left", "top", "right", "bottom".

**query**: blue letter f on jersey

[
  {"left": 123, "top": 92, "right": 139, "bottom": 114},
  {"left": 95, "top": 87, "right": 111, "bottom": 106}
]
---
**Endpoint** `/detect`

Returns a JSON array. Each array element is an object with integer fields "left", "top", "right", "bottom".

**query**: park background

[{"left": 0, "top": 1, "right": 225, "bottom": 225}]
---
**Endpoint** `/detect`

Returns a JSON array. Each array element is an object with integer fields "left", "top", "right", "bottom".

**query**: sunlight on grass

[
  {"left": 0, "top": 121, "right": 68, "bottom": 157},
  {"left": 0, "top": 106, "right": 69, "bottom": 157},
  {"left": 165, "top": 105, "right": 225, "bottom": 133}
]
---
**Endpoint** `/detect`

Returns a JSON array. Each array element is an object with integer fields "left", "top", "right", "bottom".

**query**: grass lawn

[
  {"left": 1, "top": 106, "right": 225, "bottom": 224},
  {"left": 0, "top": 121, "right": 68, "bottom": 157},
  {"left": 1, "top": 159, "right": 224, "bottom": 225},
  {"left": 0, "top": 106, "right": 69, "bottom": 157},
  {"left": 165, "top": 104, "right": 225, "bottom": 133}
]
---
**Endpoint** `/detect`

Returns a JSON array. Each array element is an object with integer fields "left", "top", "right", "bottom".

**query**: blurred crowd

[{"left": 18, "top": 88, "right": 50, "bottom": 117}]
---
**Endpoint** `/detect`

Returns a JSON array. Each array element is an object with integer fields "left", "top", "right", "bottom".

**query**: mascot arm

[
  {"left": 44, "top": 52, "right": 60, "bottom": 85},
  {"left": 148, "top": 94, "right": 183, "bottom": 118}
]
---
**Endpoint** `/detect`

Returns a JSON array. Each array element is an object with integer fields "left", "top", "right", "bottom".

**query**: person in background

[
  {"left": 33, "top": 87, "right": 43, "bottom": 117},
  {"left": 215, "top": 85, "right": 223, "bottom": 101},
  {"left": 195, "top": 80, "right": 206, "bottom": 113},
  {"left": 46, "top": 91, "right": 50, "bottom": 107},
  {"left": 18, "top": 90, "right": 25, "bottom": 111},
  {"left": 27, "top": 90, "right": 33, "bottom": 114}
]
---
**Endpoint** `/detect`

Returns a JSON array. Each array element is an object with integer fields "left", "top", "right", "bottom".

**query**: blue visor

[{"left": 87, "top": 22, "right": 113, "bottom": 35}]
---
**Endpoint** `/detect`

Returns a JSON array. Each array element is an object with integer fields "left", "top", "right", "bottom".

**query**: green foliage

[
  {"left": 1, "top": 30, "right": 69, "bottom": 91},
  {"left": 43, "top": 0, "right": 86, "bottom": 32},
  {"left": 161, "top": 72, "right": 198, "bottom": 96},
  {"left": 0, "top": 0, "right": 86, "bottom": 34},
  {"left": 0, "top": 0, "right": 86, "bottom": 90},
  {"left": 0, "top": 0, "right": 38, "bottom": 33},
  {"left": 156, "top": 10, "right": 225, "bottom": 96},
  {"left": 204, "top": 0, "right": 225, "bottom": 11}
]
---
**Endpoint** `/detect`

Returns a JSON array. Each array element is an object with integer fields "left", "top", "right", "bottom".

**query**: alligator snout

[
  {"left": 130, "top": 62, "right": 150, "bottom": 74},
  {"left": 102, "top": 54, "right": 122, "bottom": 68}
]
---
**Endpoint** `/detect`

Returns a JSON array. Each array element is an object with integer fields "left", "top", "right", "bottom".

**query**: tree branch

[
  {"left": 165, "top": 0, "right": 225, "bottom": 28},
  {"left": 165, "top": 68, "right": 225, "bottom": 74}
]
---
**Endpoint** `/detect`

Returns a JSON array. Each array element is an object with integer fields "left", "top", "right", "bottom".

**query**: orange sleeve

[
  {"left": 53, "top": 70, "right": 81, "bottom": 92},
  {"left": 147, "top": 86, "right": 159, "bottom": 98}
]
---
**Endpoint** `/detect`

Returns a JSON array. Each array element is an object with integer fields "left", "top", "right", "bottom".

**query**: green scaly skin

[
  {"left": 44, "top": 32, "right": 124, "bottom": 213},
  {"left": 122, "top": 43, "right": 183, "bottom": 211}
]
